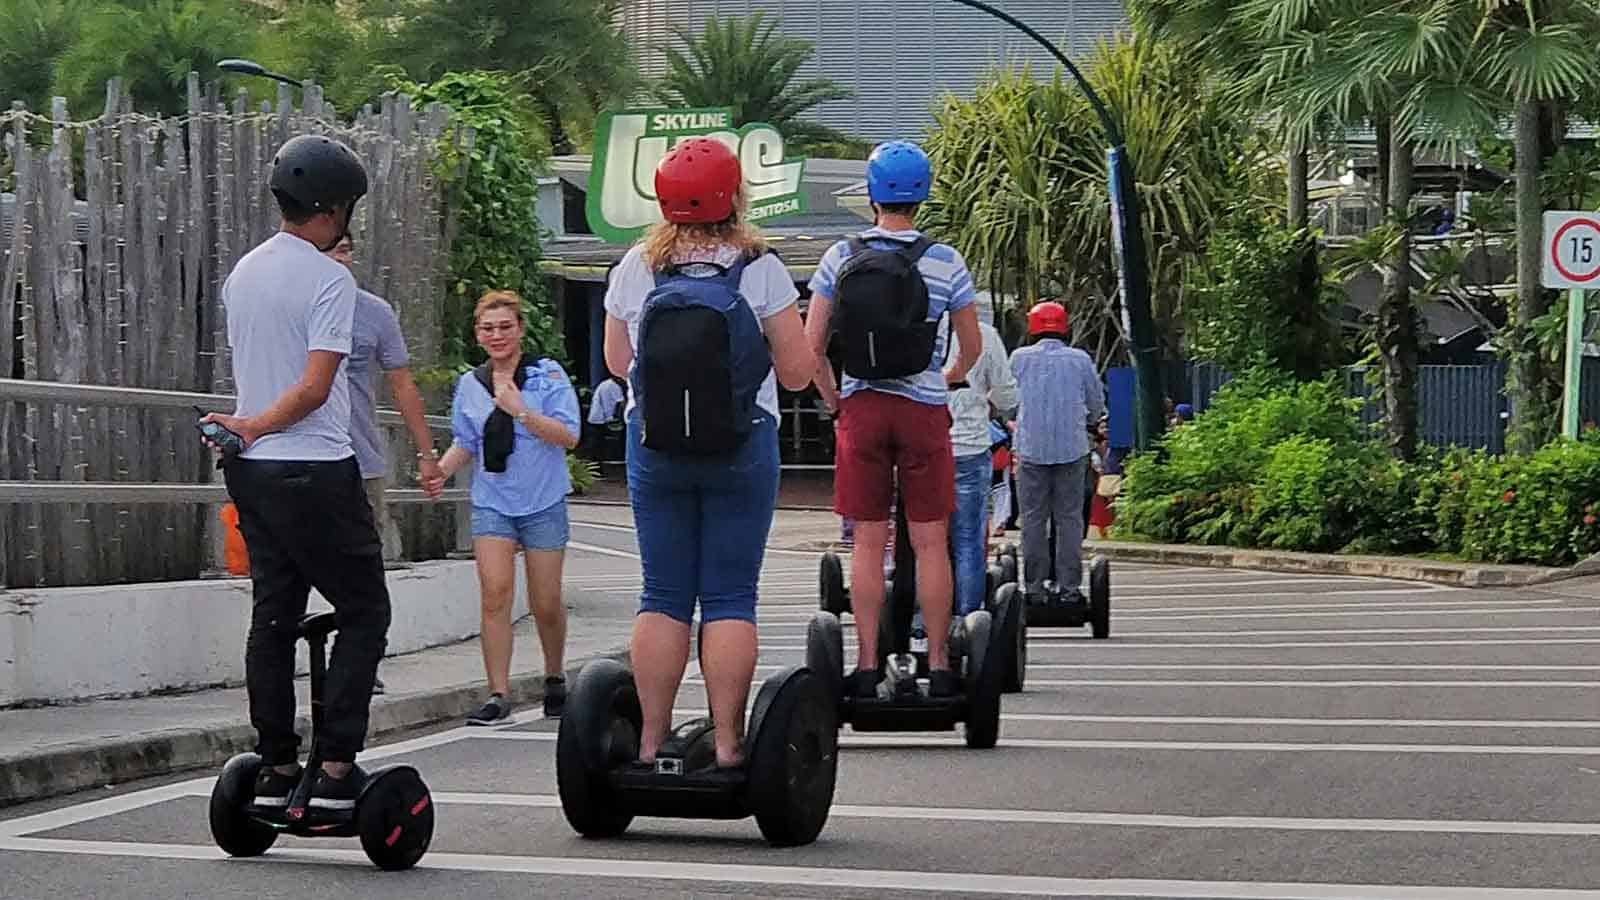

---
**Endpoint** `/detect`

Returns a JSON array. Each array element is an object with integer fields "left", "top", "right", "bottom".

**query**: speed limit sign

[{"left": 1543, "top": 211, "right": 1600, "bottom": 289}]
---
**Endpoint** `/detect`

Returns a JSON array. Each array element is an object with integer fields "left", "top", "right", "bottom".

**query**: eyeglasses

[{"left": 476, "top": 322, "right": 518, "bottom": 336}]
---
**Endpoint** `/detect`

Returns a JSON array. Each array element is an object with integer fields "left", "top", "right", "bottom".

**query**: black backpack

[{"left": 832, "top": 235, "right": 941, "bottom": 379}]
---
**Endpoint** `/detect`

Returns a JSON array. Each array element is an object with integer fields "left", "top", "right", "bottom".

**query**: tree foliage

[
  {"left": 920, "top": 34, "right": 1279, "bottom": 372},
  {"left": 0, "top": 0, "right": 88, "bottom": 115},
  {"left": 651, "top": 13, "right": 854, "bottom": 149},
  {"left": 390, "top": 71, "right": 562, "bottom": 373}
]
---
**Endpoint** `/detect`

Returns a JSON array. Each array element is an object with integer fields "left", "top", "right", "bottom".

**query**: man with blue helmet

[{"left": 804, "top": 140, "right": 982, "bottom": 700}]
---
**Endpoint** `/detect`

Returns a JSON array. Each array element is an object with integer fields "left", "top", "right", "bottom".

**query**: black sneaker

[
  {"left": 467, "top": 693, "right": 511, "bottom": 725},
  {"left": 251, "top": 766, "right": 300, "bottom": 809},
  {"left": 844, "top": 668, "right": 882, "bottom": 699},
  {"left": 309, "top": 765, "right": 366, "bottom": 811},
  {"left": 928, "top": 669, "right": 961, "bottom": 699},
  {"left": 543, "top": 676, "right": 567, "bottom": 718}
]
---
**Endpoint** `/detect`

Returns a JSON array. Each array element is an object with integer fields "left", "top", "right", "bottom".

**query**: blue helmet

[{"left": 866, "top": 141, "right": 931, "bottom": 204}]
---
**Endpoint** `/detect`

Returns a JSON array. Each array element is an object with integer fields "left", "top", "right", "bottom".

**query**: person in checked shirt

[{"left": 1008, "top": 300, "right": 1105, "bottom": 603}]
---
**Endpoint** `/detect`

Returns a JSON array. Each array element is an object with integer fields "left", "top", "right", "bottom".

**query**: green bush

[{"left": 1458, "top": 435, "right": 1600, "bottom": 566}]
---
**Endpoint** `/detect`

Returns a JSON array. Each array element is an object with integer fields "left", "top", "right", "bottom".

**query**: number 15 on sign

[{"left": 1542, "top": 212, "right": 1600, "bottom": 439}]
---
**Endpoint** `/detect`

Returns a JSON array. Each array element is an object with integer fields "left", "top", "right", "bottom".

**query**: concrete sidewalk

[{"left": 0, "top": 602, "right": 634, "bottom": 807}]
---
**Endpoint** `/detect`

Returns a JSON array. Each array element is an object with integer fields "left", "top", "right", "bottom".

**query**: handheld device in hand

[{"left": 194, "top": 406, "right": 244, "bottom": 467}]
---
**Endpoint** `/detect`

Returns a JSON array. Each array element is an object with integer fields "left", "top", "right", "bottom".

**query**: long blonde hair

[{"left": 640, "top": 191, "right": 767, "bottom": 270}]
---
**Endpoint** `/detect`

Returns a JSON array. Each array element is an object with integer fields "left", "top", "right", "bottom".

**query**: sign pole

[{"left": 1564, "top": 286, "right": 1585, "bottom": 439}]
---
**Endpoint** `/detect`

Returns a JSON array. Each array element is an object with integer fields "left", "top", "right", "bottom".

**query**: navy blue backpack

[{"left": 633, "top": 253, "right": 772, "bottom": 455}]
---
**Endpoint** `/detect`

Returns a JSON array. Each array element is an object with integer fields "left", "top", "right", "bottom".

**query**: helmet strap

[{"left": 314, "top": 204, "right": 355, "bottom": 253}]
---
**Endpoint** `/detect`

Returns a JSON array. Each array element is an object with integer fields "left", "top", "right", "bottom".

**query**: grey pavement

[{"left": 3, "top": 508, "right": 1600, "bottom": 898}]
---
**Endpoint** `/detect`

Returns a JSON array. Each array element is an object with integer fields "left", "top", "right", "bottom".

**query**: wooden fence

[{"left": 1, "top": 75, "right": 464, "bottom": 588}]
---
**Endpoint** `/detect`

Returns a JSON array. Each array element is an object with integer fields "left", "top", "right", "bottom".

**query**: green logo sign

[{"left": 586, "top": 107, "right": 807, "bottom": 244}]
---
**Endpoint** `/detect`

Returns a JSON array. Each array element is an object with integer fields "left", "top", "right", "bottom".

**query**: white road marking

[
  {"left": 470, "top": 730, "right": 1600, "bottom": 756},
  {"left": 6, "top": 838, "right": 1597, "bottom": 899},
  {"left": 986, "top": 638, "right": 1600, "bottom": 650},
  {"left": 689, "top": 677, "right": 1600, "bottom": 689},
  {"left": 1035, "top": 625, "right": 1600, "bottom": 638},
  {"left": 668, "top": 708, "right": 1600, "bottom": 730},
  {"left": 565, "top": 541, "right": 641, "bottom": 560},
  {"left": 871, "top": 664, "right": 1600, "bottom": 672},
  {"left": 418, "top": 791, "right": 1600, "bottom": 836},
  {"left": 1099, "top": 606, "right": 1599, "bottom": 623},
  {"left": 750, "top": 599, "right": 1561, "bottom": 621}
]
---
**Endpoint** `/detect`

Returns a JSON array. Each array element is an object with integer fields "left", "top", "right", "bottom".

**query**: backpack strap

[{"left": 899, "top": 235, "right": 934, "bottom": 266}]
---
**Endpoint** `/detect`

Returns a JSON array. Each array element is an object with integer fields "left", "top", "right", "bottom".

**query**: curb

[
  {"left": 1079, "top": 541, "right": 1566, "bottom": 588},
  {"left": 773, "top": 538, "right": 1567, "bottom": 588},
  {"left": 0, "top": 647, "right": 629, "bottom": 809}
]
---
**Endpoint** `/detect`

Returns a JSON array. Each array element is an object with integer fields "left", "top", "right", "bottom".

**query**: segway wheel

[
  {"left": 747, "top": 669, "right": 838, "bottom": 847},
  {"left": 961, "top": 609, "right": 1003, "bottom": 750},
  {"left": 1089, "top": 556, "right": 1112, "bottom": 640},
  {"left": 998, "top": 552, "right": 1018, "bottom": 586},
  {"left": 819, "top": 552, "right": 847, "bottom": 616},
  {"left": 985, "top": 563, "right": 1004, "bottom": 605},
  {"left": 557, "top": 658, "right": 640, "bottom": 838},
  {"left": 356, "top": 767, "right": 434, "bottom": 871},
  {"left": 995, "top": 583, "right": 1027, "bottom": 693},
  {"left": 805, "top": 612, "right": 845, "bottom": 705},
  {"left": 208, "top": 753, "right": 279, "bottom": 858}
]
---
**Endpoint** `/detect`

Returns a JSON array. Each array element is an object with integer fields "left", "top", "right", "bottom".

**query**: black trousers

[{"left": 224, "top": 457, "right": 392, "bottom": 765}]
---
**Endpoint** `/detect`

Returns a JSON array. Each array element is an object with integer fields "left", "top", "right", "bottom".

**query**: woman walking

[
  {"left": 602, "top": 138, "right": 815, "bottom": 769},
  {"left": 427, "top": 291, "right": 582, "bottom": 723}
]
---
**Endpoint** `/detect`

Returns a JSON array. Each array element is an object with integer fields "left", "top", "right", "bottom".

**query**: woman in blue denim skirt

[
  {"left": 602, "top": 138, "right": 816, "bottom": 769},
  {"left": 430, "top": 291, "right": 582, "bottom": 724}
]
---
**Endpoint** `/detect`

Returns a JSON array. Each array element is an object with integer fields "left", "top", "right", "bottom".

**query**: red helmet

[
  {"left": 1027, "top": 301, "right": 1069, "bottom": 336},
  {"left": 654, "top": 137, "right": 741, "bottom": 224}
]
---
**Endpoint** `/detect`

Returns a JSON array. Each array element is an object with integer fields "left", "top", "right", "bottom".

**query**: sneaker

[
  {"left": 928, "top": 669, "right": 961, "bottom": 699},
  {"left": 467, "top": 693, "right": 511, "bottom": 725},
  {"left": 309, "top": 765, "right": 366, "bottom": 811},
  {"left": 251, "top": 766, "right": 301, "bottom": 809},
  {"left": 844, "top": 667, "right": 883, "bottom": 699},
  {"left": 543, "top": 676, "right": 567, "bottom": 718}
]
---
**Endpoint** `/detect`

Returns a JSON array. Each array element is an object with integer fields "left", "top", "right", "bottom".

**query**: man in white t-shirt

[{"left": 200, "top": 134, "right": 389, "bottom": 814}]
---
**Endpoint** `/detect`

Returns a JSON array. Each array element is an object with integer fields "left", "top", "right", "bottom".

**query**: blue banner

[{"left": 1106, "top": 366, "right": 1135, "bottom": 448}]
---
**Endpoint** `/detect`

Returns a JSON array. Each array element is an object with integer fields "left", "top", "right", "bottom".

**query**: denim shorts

[{"left": 471, "top": 501, "right": 569, "bottom": 551}]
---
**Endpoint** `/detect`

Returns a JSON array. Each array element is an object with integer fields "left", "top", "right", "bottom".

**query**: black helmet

[{"left": 269, "top": 134, "right": 369, "bottom": 215}]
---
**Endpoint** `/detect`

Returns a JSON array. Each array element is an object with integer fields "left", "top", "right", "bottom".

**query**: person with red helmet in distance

[
  {"left": 804, "top": 140, "right": 983, "bottom": 701},
  {"left": 1009, "top": 300, "right": 1106, "bottom": 604},
  {"left": 601, "top": 137, "right": 816, "bottom": 769}
]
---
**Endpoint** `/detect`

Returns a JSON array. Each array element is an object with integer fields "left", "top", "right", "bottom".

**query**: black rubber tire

[
  {"left": 748, "top": 670, "right": 839, "bottom": 847},
  {"left": 985, "top": 563, "right": 1004, "bottom": 605},
  {"left": 962, "top": 609, "right": 1001, "bottom": 749},
  {"left": 556, "top": 659, "right": 640, "bottom": 838},
  {"left": 1090, "top": 556, "right": 1112, "bottom": 640},
  {"left": 208, "top": 753, "right": 279, "bottom": 858},
  {"left": 356, "top": 767, "right": 434, "bottom": 871},
  {"left": 996, "top": 583, "right": 1027, "bottom": 693},
  {"left": 998, "top": 553, "right": 1018, "bottom": 586},
  {"left": 805, "top": 612, "right": 845, "bottom": 708},
  {"left": 819, "top": 552, "right": 847, "bottom": 616}
]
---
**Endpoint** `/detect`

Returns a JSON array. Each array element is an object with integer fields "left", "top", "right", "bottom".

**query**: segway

[
  {"left": 208, "top": 611, "right": 434, "bottom": 871},
  {"left": 819, "top": 511, "right": 1027, "bottom": 694},
  {"left": 986, "top": 542, "right": 1026, "bottom": 692},
  {"left": 806, "top": 494, "right": 1012, "bottom": 749},
  {"left": 1023, "top": 514, "right": 1112, "bottom": 638},
  {"left": 556, "top": 657, "right": 838, "bottom": 847}
]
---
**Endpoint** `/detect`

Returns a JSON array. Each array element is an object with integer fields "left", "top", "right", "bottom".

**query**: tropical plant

[
  {"left": 651, "top": 13, "right": 854, "bottom": 149},
  {"left": 253, "top": 0, "right": 394, "bottom": 116},
  {"left": 53, "top": 0, "right": 266, "bottom": 117},
  {"left": 366, "top": 0, "right": 639, "bottom": 154},
  {"left": 0, "top": 0, "right": 88, "bottom": 113},
  {"left": 920, "top": 35, "right": 1279, "bottom": 375},
  {"left": 390, "top": 71, "right": 562, "bottom": 374}
]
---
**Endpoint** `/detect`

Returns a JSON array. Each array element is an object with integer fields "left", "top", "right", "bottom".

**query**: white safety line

[
  {"left": 667, "top": 708, "right": 1600, "bottom": 730},
  {"left": 4, "top": 839, "right": 1596, "bottom": 900},
  {"left": 687, "top": 677, "right": 1600, "bottom": 689},
  {"left": 469, "top": 730, "right": 1600, "bottom": 756},
  {"left": 989, "top": 638, "right": 1600, "bottom": 650},
  {"left": 749, "top": 599, "right": 1561, "bottom": 621},
  {"left": 1091, "top": 606, "right": 1599, "bottom": 623},
  {"left": 565, "top": 540, "right": 642, "bottom": 560},
  {"left": 1034, "top": 625, "right": 1600, "bottom": 638},
  {"left": 906, "top": 664, "right": 1600, "bottom": 672}
]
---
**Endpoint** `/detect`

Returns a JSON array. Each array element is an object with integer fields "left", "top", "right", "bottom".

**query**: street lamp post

[
  {"left": 946, "top": 0, "right": 1166, "bottom": 452},
  {"left": 217, "top": 58, "right": 304, "bottom": 89}
]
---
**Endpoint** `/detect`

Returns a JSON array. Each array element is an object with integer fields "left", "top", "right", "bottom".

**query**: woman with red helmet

[{"left": 600, "top": 137, "right": 816, "bottom": 769}]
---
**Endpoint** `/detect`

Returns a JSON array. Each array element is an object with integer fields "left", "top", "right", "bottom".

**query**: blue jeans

[
  {"left": 626, "top": 412, "right": 780, "bottom": 625},
  {"left": 948, "top": 450, "right": 993, "bottom": 616}
]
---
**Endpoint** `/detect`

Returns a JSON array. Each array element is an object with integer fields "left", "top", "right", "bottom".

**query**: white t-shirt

[
  {"left": 222, "top": 231, "right": 357, "bottom": 461},
  {"left": 603, "top": 242, "right": 799, "bottom": 421}
]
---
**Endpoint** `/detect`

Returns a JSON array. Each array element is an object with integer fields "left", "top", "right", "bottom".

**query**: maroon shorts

[{"left": 833, "top": 390, "right": 955, "bottom": 523}]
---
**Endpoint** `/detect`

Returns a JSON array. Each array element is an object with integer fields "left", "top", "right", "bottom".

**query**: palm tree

[
  {"left": 0, "top": 0, "right": 88, "bottom": 112},
  {"left": 651, "top": 13, "right": 854, "bottom": 149}
]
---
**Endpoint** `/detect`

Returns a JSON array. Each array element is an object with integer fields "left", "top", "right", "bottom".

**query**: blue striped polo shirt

[
  {"left": 1009, "top": 338, "right": 1106, "bottom": 465},
  {"left": 809, "top": 227, "right": 977, "bottom": 407}
]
